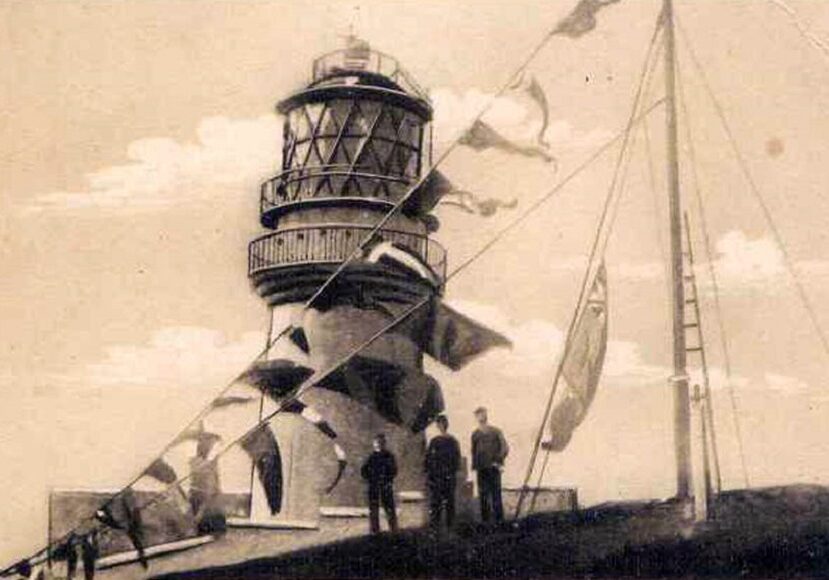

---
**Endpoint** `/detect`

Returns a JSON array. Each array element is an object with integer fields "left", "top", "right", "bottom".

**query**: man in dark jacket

[
  {"left": 425, "top": 415, "right": 461, "bottom": 531},
  {"left": 471, "top": 407, "right": 509, "bottom": 524},
  {"left": 361, "top": 433, "right": 399, "bottom": 534}
]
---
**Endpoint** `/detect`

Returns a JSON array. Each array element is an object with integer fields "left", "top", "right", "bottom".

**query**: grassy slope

[{"left": 155, "top": 485, "right": 829, "bottom": 578}]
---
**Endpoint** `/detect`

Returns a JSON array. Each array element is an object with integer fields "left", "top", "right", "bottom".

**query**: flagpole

[{"left": 663, "top": 0, "right": 693, "bottom": 500}]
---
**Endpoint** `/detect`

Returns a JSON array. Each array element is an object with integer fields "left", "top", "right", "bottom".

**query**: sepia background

[{"left": 1, "top": 0, "right": 829, "bottom": 567}]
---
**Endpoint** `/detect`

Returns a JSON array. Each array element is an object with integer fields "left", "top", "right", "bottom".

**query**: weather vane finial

[{"left": 343, "top": 4, "right": 361, "bottom": 48}]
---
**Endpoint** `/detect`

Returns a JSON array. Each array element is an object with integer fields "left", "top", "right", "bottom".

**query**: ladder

[{"left": 681, "top": 212, "right": 722, "bottom": 499}]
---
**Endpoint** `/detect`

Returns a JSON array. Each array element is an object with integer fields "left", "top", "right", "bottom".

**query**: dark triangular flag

[
  {"left": 95, "top": 490, "right": 146, "bottom": 569},
  {"left": 171, "top": 421, "right": 221, "bottom": 455},
  {"left": 409, "top": 376, "right": 446, "bottom": 433},
  {"left": 13, "top": 559, "right": 32, "bottom": 578},
  {"left": 424, "top": 301, "right": 512, "bottom": 370},
  {"left": 317, "top": 355, "right": 407, "bottom": 424},
  {"left": 460, "top": 119, "right": 555, "bottom": 163},
  {"left": 552, "top": 0, "right": 622, "bottom": 39},
  {"left": 241, "top": 424, "right": 283, "bottom": 515},
  {"left": 288, "top": 326, "right": 310, "bottom": 354},
  {"left": 142, "top": 458, "right": 178, "bottom": 485},
  {"left": 281, "top": 400, "right": 348, "bottom": 494},
  {"left": 210, "top": 395, "right": 256, "bottom": 409},
  {"left": 240, "top": 359, "right": 315, "bottom": 399}
]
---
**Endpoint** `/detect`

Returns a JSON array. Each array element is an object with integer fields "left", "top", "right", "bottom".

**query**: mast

[{"left": 663, "top": 0, "right": 692, "bottom": 499}]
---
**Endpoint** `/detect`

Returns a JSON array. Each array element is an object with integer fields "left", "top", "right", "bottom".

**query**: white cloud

[
  {"left": 761, "top": 372, "right": 813, "bottom": 395},
  {"left": 545, "top": 119, "right": 615, "bottom": 152},
  {"left": 24, "top": 86, "right": 615, "bottom": 213},
  {"left": 49, "top": 326, "right": 264, "bottom": 391},
  {"left": 441, "top": 299, "right": 667, "bottom": 387},
  {"left": 438, "top": 300, "right": 818, "bottom": 398},
  {"left": 26, "top": 115, "right": 281, "bottom": 213},
  {"left": 694, "top": 230, "right": 829, "bottom": 293},
  {"left": 543, "top": 230, "right": 829, "bottom": 293},
  {"left": 430, "top": 87, "right": 531, "bottom": 143},
  {"left": 713, "top": 230, "right": 786, "bottom": 287},
  {"left": 430, "top": 86, "right": 613, "bottom": 153},
  {"left": 542, "top": 255, "right": 665, "bottom": 282}
]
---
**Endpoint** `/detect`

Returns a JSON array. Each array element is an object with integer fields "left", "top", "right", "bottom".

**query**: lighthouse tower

[{"left": 246, "top": 37, "right": 446, "bottom": 522}]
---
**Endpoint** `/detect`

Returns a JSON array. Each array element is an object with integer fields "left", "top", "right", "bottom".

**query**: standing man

[
  {"left": 361, "top": 433, "right": 399, "bottom": 534},
  {"left": 425, "top": 415, "right": 461, "bottom": 532},
  {"left": 471, "top": 406, "right": 509, "bottom": 524}
]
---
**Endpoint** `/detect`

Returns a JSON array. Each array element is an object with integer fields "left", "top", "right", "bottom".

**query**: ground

[{"left": 150, "top": 485, "right": 829, "bottom": 578}]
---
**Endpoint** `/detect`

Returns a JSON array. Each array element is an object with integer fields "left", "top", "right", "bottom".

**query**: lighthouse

[{"left": 245, "top": 36, "right": 451, "bottom": 523}]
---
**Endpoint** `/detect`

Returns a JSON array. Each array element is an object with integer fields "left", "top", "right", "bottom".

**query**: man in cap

[
  {"left": 425, "top": 415, "right": 461, "bottom": 532},
  {"left": 360, "top": 433, "right": 399, "bottom": 534},
  {"left": 471, "top": 407, "right": 509, "bottom": 524}
]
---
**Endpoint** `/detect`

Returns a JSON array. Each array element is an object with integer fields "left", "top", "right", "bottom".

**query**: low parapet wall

[{"left": 502, "top": 487, "right": 579, "bottom": 518}]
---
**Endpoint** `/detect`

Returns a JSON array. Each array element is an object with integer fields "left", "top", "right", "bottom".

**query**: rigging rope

[
  {"left": 528, "top": 32, "right": 667, "bottom": 510},
  {"left": 674, "top": 54, "right": 751, "bottom": 489},
  {"left": 74, "top": 96, "right": 669, "bottom": 568},
  {"left": 515, "top": 10, "right": 667, "bottom": 519},
  {"left": 1, "top": 39, "right": 674, "bottom": 580},
  {"left": 677, "top": 20, "right": 829, "bottom": 371},
  {"left": 0, "top": 95, "right": 670, "bottom": 578},
  {"left": 640, "top": 85, "right": 675, "bottom": 343},
  {"left": 766, "top": 0, "right": 829, "bottom": 66},
  {"left": 248, "top": 306, "right": 275, "bottom": 509}
]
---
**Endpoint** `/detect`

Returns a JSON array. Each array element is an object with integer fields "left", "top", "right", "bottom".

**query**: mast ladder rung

[
  {"left": 686, "top": 346, "right": 703, "bottom": 353},
  {"left": 683, "top": 322, "right": 700, "bottom": 329}
]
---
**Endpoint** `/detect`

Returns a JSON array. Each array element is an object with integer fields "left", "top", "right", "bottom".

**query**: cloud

[
  {"left": 48, "top": 326, "right": 264, "bottom": 392},
  {"left": 435, "top": 299, "right": 819, "bottom": 399},
  {"left": 761, "top": 372, "right": 813, "bottom": 395},
  {"left": 26, "top": 115, "right": 281, "bottom": 213},
  {"left": 438, "top": 299, "right": 668, "bottom": 388},
  {"left": 430, "top": 87, "right": 531, "bottom": 144},
  {"left": 24, "top": 85, "right": 615, "bottom": 213},
  {"left": 430, "top": 86, "right": 613, "bottom": 153},
  {"left": 542, "top": 255, "right": 664, "bottom": 282},
  {"left": 712, "top": 230, "right": 786, "bottom": 287},
  {"left": 696, "top": 230, "right": 829, "bottom": 293},
  {"left": 543, "top": 230, "right": 829, "bottom": 294}
]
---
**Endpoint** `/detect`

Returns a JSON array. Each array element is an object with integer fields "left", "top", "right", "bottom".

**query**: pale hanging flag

[
  {"left": 508, "top": 73, "right": 552, "bottom": 148},
  {"left": 408, "top": 170, "right": 518, "bottom": 218},
  {"left": 364, "top": 240, "right": 441, "bottom": 286},
  {"left": 460, "top": 119, "right": 555, "bottom": 164},
  {"left": 439, "top": 189, "right": 518, "bottom": 217},
  {"left": 545, "top": 262, "right": 608, "bottom": 451},
  {"left": 457, "top": 71, "right": 557, "bottom": 165},
  {"left": 551, "top": 0, "right": 622, "bottom": 39}
]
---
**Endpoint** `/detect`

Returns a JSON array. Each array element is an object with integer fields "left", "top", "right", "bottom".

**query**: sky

[{"left": 2, "top": 0, "right": 829, "bottom": 568}]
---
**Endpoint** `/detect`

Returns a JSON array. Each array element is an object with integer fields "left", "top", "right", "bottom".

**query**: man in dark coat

[
  {"left": 471, "top": 407, "right": 509, "bottom": 524},
  {"left": 425, "top": 415, "right": 461, "bottom": 531},
  {"left": 361, "top": 433, "right": 399, "bottom": 534}
]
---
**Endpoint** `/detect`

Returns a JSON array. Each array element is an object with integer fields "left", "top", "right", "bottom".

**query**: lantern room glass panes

[{"left": 276, "top": 97, "right": 426, "bottom": 202}]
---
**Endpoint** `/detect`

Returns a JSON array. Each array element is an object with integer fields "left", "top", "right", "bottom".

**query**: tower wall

[{"left": 246, "top": 40, "right": 444, "bottom": 520}]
